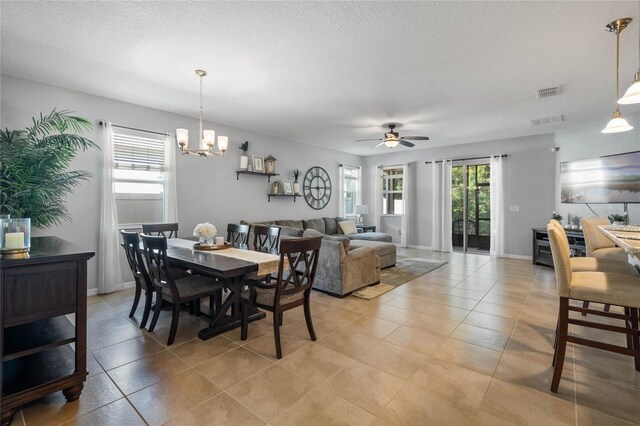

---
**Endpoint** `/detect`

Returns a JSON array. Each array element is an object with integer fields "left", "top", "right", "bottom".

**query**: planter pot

[
  {"left": 293, "top": 182, "right": 300, "bottom": 194},
  {"left": 612, "top": 221, "right": 624, "bottom": 226},
  {"left": 240, "top": 153, "right": 249, "bottom": 170}
]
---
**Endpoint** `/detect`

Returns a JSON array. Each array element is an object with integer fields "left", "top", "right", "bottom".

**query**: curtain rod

[
  {"left": 338, "top": 164, "right": 361, "bottom": 169},
  {"left": 425, "top": 154, "right": 508, "bottom": 164},
  {"left": 98, "top": 121, "right": 169, "bottom": 137}
]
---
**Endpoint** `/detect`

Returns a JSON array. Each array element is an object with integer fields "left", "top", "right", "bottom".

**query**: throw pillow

[{"left": 338, "top": 220, "right": 358, "bottom": 235}]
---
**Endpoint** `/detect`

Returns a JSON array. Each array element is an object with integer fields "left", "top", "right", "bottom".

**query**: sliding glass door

[{"left": 452, "top": 163, "right": 491, "bottom": 252}]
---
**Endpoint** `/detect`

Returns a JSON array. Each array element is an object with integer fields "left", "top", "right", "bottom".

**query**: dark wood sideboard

[
  {"left": 1, "top": 237, "right": 95, "bottom": 425},
  {"left": 532, "top": 227, "right": 586, "bottom": 267}
]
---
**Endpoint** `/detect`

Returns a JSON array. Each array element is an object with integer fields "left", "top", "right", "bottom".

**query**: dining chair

[
  {"left": 546, "top": 222, "right": 640, "bottom": 393},
  {"left": 227, "top": 223, "right": 250, "bottom": 249},
  {"left": 241, "top": 236, "right": 322, "bottom": 359},
  {"left": 141, "top": 234, "right": 224, "bottom": 345},
  {"left": 581, "top": 217, "right": 628, "bottom": 262},
  {"left": 120, "top": 230, "right": 155, "bottom": 329},
  {"left": 252, "top": 224, "right": 281, "bottom": 254},
  {"left": 142, "top": 223, "right": 179, "bottom": 239}
]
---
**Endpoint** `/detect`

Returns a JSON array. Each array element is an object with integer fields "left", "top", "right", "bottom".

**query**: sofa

[{"left": 240, "top": 217, "right": 396, "bottom": 296}]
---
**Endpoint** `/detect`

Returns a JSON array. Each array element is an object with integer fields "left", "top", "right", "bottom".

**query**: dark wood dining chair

[
  {"left": 252, "top": 225, "right": 281, "bottom": 254},
  {"left": 120, "top": 230, "right": 155, "bottom": 329},
  {"left": 140, "top": 234, "right": 223, "bottom": 345},
  {"left": 240, "top": 236, "right": 322, "bottom": 359},
  {"left": 227, "top": 223, "right": 250, "bottom": 249},
  {"left": 142, "top": 223, "right": 179, "bottom": 239}
]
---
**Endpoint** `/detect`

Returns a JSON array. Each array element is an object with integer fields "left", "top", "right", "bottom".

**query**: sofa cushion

[
  {"left": 303, "top": 219, "right": 326, "bottom": 234},
  {"left": 349, "top": 240, "right": 396, "bottom": 256},
  {"left": 241, "top": 220, "right": 277, "bottom": 226},
  {"left": 338, "top": 220, "right": 358, "bottom": 235},
  {"left": 349, "top": 232, "right": 393, "bottom": 243},
  {"left": 323, "top": 217, "right": 339, "bottom": 235},
  {"left": 276, "top": 220, "right": 304, "bottom": 229},
  {"left": 279, "top": 226, "right": 304, "bottom": 238}
]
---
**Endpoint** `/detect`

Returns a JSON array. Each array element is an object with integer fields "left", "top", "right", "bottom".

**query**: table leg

[{"left": 198, "top": 275, "right": 265, "bottom": 340}]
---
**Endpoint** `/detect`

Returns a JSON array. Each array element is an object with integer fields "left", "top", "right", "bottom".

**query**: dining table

[
  {"left": 598, "top": 225, "right": 640, "bottom": 259},
  {"left": 164, "top": 238, "right": 281, "bottom": 340}
]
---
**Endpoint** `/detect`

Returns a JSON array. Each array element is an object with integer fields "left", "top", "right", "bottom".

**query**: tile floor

[{"left": 15, "top": 250, "right": 640, "bottom": 425}]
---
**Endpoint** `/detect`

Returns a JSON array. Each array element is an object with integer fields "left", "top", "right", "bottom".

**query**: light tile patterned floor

[{"left": 17, "top": 250, "right": 640, "bottom": 425}]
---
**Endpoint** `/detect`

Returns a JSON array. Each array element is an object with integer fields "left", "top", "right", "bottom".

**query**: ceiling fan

[{"left": 356, "top": 124, "right": 430, "bottom": 148}]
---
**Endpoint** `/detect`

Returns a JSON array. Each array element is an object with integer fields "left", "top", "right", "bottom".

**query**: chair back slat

[
  {"left": 120, "top": 230, "right": 152, "bottom": 291},
  {"left": 140, "top": 234, "right": 180, "bottom": 299},
  {"left": 253, "top": 225, "right": 281, "bottom": 254},
  {"left": 227, "top": 224, "right": 250, "bottom": 249},
  {"left": 142, "top": 223, "right": 179, "bottom": 239},
  {"left": 275, "top": 236, "right": 322, "bottom": 301}
]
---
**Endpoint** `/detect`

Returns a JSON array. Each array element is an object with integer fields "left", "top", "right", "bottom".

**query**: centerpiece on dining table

[{"left": 193, "top": 222, "right": 230, "bottom": 250}]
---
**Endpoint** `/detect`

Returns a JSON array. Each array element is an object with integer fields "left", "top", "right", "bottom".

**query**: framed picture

[
  {"left": 282, "top": 180, "right": 294, "bottom": 195},
  {"left": 252, "top": 155, "right": 264, "bottom": 173}
]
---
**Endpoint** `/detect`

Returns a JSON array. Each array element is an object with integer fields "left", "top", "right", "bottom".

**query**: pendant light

[
  {"left": 602, "top": 18, "right": 634, "bottom": 134},
  {"left": 619, "top": 10, "right": 640, "bottom": 104},
  {"left": 176, "top": 70, "right": 229, "bottom": 157}
]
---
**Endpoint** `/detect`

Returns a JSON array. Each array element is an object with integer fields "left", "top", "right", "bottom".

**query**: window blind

[{"left": 113, "top": 132, "right": 166, "bottom": 170}]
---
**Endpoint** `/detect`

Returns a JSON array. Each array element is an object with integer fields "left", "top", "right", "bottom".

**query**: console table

[
  {"left": 1, "top": 237, "right": 95, "bottom": 425},
  {"left": 357, "top": 225, "right": 376, "bottom": 233},
  {"left": 532, "top": 227, "right": 585, "bottom": 267}
]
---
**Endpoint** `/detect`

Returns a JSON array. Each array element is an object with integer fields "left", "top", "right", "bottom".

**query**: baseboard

[
  {"left": 87, "top": 281, "right": 135, "bottom": 297},
  {"left": 499, "top": 253, "right": 533, "bottom": 261}
]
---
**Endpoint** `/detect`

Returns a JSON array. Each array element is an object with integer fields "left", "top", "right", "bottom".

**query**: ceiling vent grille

[
  {"left": 529, "top": 115, "right": 565, "bottom": 126},
  {"left": 536, "top": 86, "right": 560, "bottom": 98}
]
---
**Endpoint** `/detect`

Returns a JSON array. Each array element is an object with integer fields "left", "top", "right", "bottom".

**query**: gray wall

[
  {"left": 362, "top": 134, "right": 557, "bottom": 257},
  {"left": 1, "top": 75, "right": 361, "bottom": 291},
  {"left": 555, "top": 111, "right": 640, "bottom": 224}
]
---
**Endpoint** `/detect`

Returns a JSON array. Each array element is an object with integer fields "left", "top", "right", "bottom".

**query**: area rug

[{"left": 352, "top": 258, "right": 448, "bottom": 300}]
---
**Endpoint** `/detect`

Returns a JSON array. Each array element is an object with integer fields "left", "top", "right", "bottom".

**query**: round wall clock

[{"left": 303, "top": 166, "right": 332, "bottom": 210}]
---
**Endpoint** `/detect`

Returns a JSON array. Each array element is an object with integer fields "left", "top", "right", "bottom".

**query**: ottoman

[{"left": 349, "top": 240, "right": 396, "bottom": 269}]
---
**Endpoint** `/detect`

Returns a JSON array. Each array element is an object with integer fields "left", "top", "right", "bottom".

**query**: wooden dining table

[
  {"left": 598, "top": 225, "right": 640, "bottom": 259},
  {"left": 164, "top": 239, "right": 280, "bottom": 340}
]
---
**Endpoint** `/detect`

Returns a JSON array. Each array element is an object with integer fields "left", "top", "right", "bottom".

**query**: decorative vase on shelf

[
  {"left": 240, "top": 152, "right": 248, "bottom": 170},
  {"left": 293, "top": 182, "right": 300, "bottom": 194}
]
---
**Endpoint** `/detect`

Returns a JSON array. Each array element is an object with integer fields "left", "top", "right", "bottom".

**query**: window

[
  {"left": 113, "top": 130, "right": 168, "bottom": 226},
  {"left": 382, "top": 167, "right": 404, "bottom": 215},
  {"left": 343, "top": 166, "right": 360, "bottom": 216}
]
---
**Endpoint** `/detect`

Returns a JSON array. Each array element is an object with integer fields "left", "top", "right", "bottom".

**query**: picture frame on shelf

[
  {"left": 252, "top": 155, "right": 264, "bottom": 173},
  {"left": 282, "top": 180, "right": 294, "bottom": 195}
]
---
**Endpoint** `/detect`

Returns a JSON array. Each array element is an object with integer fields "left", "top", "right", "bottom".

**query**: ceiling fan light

[
  {"left": 601, "top": 109, "right": 634, "bottom": 133},
  {"left": 384, "top": 139, "right": 400, "bottom": 148},
  {"left": 618, "top": 71, "right": 640, "bottom": 104}
]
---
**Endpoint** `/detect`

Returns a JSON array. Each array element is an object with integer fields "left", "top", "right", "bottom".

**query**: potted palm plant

[{"left": 0, "top": 109, "right": 98, "bottom": 228}]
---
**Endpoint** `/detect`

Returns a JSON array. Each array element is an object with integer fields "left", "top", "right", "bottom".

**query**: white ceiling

[{"left": 2, "top": 1, "right": 639, "bottom": 156}]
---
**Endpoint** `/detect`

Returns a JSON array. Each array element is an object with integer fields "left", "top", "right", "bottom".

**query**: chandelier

[
  {"left": 602, "top": 18, "right": 634, "bottom": 134},
  {"left": 176, "top": 70, "right": 228, "bottom": 156}
]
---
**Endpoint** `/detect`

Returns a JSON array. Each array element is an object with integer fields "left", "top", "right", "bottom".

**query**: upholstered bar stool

[
  {"left": 546, "top": 223, "right": 640, "bottom": 393},
  {"left": 581, "top": 217, "right": 629, "bottom": 262}
]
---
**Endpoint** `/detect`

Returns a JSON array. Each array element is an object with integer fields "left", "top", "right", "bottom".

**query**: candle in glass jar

[
  {"left": 4, "top": 232, "right": 24, "bottom": 249},
  {"left": 215, "top": 236, "right": 224, "bottom": 246}
]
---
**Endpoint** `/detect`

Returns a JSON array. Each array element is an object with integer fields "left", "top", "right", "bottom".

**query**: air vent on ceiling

[
  {"left": 536, "top": 86, "right": 560, "bottom": 98},
  {"left": 529, "top": 115, "right": 565, "bottom": 126}
]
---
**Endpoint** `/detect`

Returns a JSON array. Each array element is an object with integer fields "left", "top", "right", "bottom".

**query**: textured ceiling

[{"left": 2, "top": 1, "right": 639, "bottom": 155}]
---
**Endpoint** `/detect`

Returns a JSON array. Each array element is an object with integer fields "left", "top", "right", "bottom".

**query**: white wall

[
  {"left": 1, "top": 75, "right": 361, "bottom": 291},
  {"left": 362, "top": 134, "right": 556, "bottom": 257},
  {"left": 555, "top": 111, "right": 640, "bottom": 224}
]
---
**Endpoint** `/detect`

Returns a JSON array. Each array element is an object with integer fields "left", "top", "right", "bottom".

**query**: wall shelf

[
  {"left": 267, "top": 194, "right": 299, "bottom": 203},
  {"left": 236, "top": 170, "right": 279, "bottom": 182}
]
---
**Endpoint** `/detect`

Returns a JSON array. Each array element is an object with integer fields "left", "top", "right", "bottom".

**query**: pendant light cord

[{"left": 616, "top": 28, "right": 621, "bottom": 102}]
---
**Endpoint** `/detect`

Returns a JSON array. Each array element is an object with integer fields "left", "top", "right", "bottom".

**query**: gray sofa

[{"left": 240, "top": 217, "right": 396, "bottom": 296}]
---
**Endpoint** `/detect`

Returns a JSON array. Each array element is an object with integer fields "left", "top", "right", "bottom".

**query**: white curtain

[
  {"left": 98, "top": 122, "right": 124, "bottom": 294},
  {"left": 401, "top": 162, "right": 410, "bottom": 248},
  {"left": 490, "top": 155, "right": 505, "bottom": 257},
  {"left": 338, "top": 165, "right": 345, "bottom": 217},
  {"left": 164, "top": 133, "right": 178, "bottom": 223},
  {"left": 431, "top": 160, "right": 453, "bottom": 252},
  {"left": 374, "top": 166, "right": 382, "bottom": 232}
]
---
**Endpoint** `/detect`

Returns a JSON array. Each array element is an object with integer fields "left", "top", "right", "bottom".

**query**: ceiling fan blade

[
  {"left": 372, "top": 141, "right": 386, "bottom": 148},
  {"left": 356, "top": 138, "right": 382, "bottom": 142},
  {"left": 401, "top": 136, "right": 430, "bottom": 140},
  {"left": 399, "top": 140, "right": 415, "bottom": 148}
]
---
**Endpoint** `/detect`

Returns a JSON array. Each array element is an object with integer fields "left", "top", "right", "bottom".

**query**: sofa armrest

[{"left": 341, "top": 247, "right": 380, "bottom": 294}]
